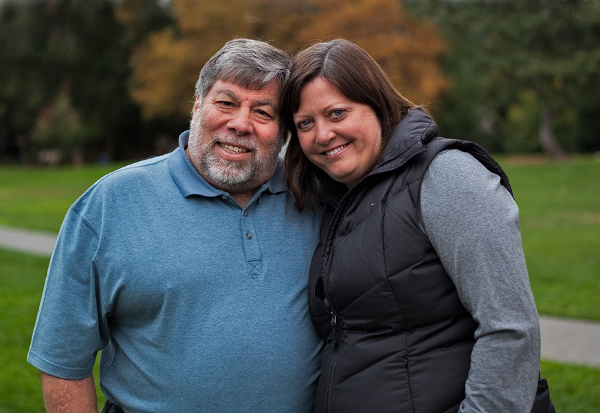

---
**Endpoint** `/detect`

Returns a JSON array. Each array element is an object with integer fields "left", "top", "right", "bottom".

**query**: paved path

[
  {"left": 540, "top": 316, "right": 600, "bottom": 368},
  {"left": 0, "top": 226, "right": 57, "bottom": 256},
  {"left": 1, "top": 225, "right": 599, "bottom": 368}
]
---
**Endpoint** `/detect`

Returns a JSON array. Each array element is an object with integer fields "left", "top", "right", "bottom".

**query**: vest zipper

[{"left": 325, "top": 316, "right": 344, "bottom": 413}]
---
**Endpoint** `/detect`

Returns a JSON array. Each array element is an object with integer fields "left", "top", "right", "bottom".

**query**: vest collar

[{"left": 374, "top": 107, "right": 439, "bottom": 174}]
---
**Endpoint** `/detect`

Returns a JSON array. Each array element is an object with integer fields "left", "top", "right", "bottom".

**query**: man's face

[{"left": 187, "top": 79, "right": 283, "bottom": 195}]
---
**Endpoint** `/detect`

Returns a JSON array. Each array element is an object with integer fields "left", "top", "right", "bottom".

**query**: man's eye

[
  {"left": 256, "top": 109, "right": 273, "bottom": 118},
  {"left": 218, "top": 101, "right": 234, "bottom": 107}
]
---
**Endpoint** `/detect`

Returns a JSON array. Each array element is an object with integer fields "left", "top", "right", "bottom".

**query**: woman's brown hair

[{"left": 282, "top": 39, "right": 416, "bottom": 212}]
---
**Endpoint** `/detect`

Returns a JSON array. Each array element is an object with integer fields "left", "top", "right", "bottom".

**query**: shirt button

[
  {"left": 243, "top": 211, "right": 248, "bottom": 217},
  {"left": 246, "top": 232, "right": 252, "bottom": 239}
]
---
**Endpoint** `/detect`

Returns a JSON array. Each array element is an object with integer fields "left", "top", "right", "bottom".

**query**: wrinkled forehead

[{"left": 213, "top": 71, "right": 282, "bottom": 96}]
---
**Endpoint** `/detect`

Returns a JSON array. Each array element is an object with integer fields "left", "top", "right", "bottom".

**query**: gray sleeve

[{"left": 420, "top": 149, "right": 540, "bottom": 413}]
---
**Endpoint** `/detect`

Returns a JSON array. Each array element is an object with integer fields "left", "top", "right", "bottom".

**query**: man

[{"left": 28, "top": 39, "right": 323, "bottom": 413}]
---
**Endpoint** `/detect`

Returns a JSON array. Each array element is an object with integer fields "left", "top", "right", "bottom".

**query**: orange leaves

[
  {"left": 130, "top": 0, "right": 448, "bottom": 120},
  {"left": 130, "top": 29, "right": 193, "bottom": 119},
  {"left": 297, "top": 0, "right": 447, "bottom": 104}
]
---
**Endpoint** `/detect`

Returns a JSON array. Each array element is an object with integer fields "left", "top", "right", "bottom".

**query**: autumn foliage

[{"left": 129, "top": 0, "right": 447, "bottom": 121}]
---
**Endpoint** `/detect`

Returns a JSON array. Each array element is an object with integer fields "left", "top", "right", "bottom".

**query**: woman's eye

[
  {"left": 330, "top": 109, "right": 345, "bottom": 118},
  {"left": 297, "top": 120, "right": 312, "bottom": 130}
]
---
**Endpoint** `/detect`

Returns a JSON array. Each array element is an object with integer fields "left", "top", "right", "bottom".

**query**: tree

[
  {"left": 32, "top": 91, "right": 90, "bottom": 165},
  {"left": 0, "top": 1, "right": 53, "bottom": 162},
  {"left": 115, "top": 0, "right": 174, "bottom": 48},
  {"left": 129, "top": 0, "right": 448, "bottom": 121},
  {"left": 406, "top": 0, "right": 600, "bottom": 156},
  {"left": 0, "top": 0, "right": 173, "bottom": 164}
]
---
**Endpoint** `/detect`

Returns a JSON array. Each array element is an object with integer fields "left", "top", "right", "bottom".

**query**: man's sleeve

[
  {"left": 420, "top": 149, "right": 540, "bottom": 412},
  {"left": 27, "top": 205, "right": 108, "bottom": 380}
]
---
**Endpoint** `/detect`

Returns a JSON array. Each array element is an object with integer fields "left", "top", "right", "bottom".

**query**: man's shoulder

[
  {"left": 91, "top": 154, "right": 170, "bottom": 191},
  {"left": 72, "top": 154, "right": 172, "bottom": 210},
  {"left": 102, "top": 154, "right": 171, "bottom": 184}
]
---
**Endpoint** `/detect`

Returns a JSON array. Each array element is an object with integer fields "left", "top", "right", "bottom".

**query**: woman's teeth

[{"left": 325, "top": 144, "right": 348, "bottom": 156}]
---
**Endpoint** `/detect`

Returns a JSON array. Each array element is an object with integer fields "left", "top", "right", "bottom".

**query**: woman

[{"left": 283, "top": 39, "right": 554, "bottom": 413}]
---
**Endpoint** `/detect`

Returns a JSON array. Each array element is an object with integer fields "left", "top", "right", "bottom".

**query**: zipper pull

[{"left": 330, "top": 311, "right": 342, "bottom": 349}]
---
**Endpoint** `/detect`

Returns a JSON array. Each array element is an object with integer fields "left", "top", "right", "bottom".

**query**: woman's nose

[{"left": 315, "top": 125, "right": 335, "bottom": 145}]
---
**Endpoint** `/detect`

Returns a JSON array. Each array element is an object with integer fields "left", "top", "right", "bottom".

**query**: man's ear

[{"left": 192, "top": 95, "right": 202, "bottom": 114}]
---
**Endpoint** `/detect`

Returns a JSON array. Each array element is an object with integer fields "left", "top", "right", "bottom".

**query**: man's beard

[{"left": 187, "top": 115, "right": 282, "bottom": 194}]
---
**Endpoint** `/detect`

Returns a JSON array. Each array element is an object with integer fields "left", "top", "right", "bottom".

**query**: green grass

[
  {"left": 0, "top": 163, "right": 126, "bottom": 233},
  {"left": 497, "top": 155, "right": 600, "bottom": 321},
  {"left": 0, "top": 249, "right": 47, "bottom": 413},
  {"left": 540, "top": 360, "right": 600, "bottom": 412},
  {"left": 0, "top": 249, "right": 104, "bottom": 413}
]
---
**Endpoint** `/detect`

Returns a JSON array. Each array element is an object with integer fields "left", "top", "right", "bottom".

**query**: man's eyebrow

[
  {"left": 254, "top": 99, "right": 277, "bottom": 109},
  {"left": 213, "top": 89, "right": 239, "bottom": 101}
]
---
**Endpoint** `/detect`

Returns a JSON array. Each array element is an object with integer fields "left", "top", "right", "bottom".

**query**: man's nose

[{"left": 227, "top": 110, "right": 253, "bottom": 135}]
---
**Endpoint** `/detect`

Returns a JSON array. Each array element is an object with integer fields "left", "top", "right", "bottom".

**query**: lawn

[
  {"left": 0, "top": 156, "right": 599, "bottom": 411},
  {"left": 540, "top": 360, "right": 600, "bottom": 412},
  {"left": 497, "top": 155, "right": 600, "bottom": 320},
  {"left": 0, "top": 163, "right": 125, "bottom": 233},
  {"left": 0, "top": 248, "right": 105, "bottom": 413}
]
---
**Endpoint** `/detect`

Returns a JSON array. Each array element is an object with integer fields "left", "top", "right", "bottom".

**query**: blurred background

[
  {"left": 1, "top": 0, "right": 599, "bottom": 411},
  {"left": 1, "top": 0, "right": 599, "bottom": 165}
]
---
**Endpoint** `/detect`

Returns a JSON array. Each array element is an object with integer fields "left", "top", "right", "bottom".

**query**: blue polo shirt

[{"left": 28, "top": 131, "right": 323, "bottom": 413}]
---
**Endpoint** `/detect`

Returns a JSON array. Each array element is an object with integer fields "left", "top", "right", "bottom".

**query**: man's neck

[
  {"left": 230, "top": 192, "right": 254, "bottom": 209},
  {"left": 184, "top": 147, "right": 259, "bottom": 209}
]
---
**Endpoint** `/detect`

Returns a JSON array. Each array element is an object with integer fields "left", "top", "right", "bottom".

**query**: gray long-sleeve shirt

[{"left": 421, "top": 149, "right": 540, "bottom": 412}]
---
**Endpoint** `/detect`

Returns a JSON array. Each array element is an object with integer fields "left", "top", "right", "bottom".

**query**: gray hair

[{"left": 194, "top": 39, "right": 291, "bottom": 106}]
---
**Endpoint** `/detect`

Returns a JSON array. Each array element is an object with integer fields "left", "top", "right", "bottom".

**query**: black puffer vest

[{"left": 308, "top": 108, "right": 554, "bottom": 413}]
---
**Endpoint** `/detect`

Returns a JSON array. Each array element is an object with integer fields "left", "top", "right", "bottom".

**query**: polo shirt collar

[{"left": 169, "top": 131, "right": 286, "bottom": 199}]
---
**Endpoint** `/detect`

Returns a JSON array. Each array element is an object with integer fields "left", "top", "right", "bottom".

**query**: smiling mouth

[
  {"left": 324, "top": 144, "right": 348, "bottom": 156},
  {"left": 221, "top": 143, "right": 250, "bottom": 154}
]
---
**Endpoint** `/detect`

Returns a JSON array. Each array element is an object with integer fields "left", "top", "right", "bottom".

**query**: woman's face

[{"left": 293, "top": 77, "right": 382, "bottom": 188}]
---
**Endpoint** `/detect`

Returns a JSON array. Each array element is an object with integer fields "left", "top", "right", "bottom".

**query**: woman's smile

[{"left": 323, "top": 143, "right": 349, "bottom": 157}]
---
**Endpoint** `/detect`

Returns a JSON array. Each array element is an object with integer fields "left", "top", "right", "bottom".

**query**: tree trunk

[
  {"left": 539, "top": 104, "right": 568, "bottom": 160},
  {"left": 72, "top": 147, "right": 85, "bottom": 166}
]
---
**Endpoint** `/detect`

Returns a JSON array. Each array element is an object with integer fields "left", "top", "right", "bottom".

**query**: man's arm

[{"left": 41, "top": 371, "right": 98, "bottom": 413}]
